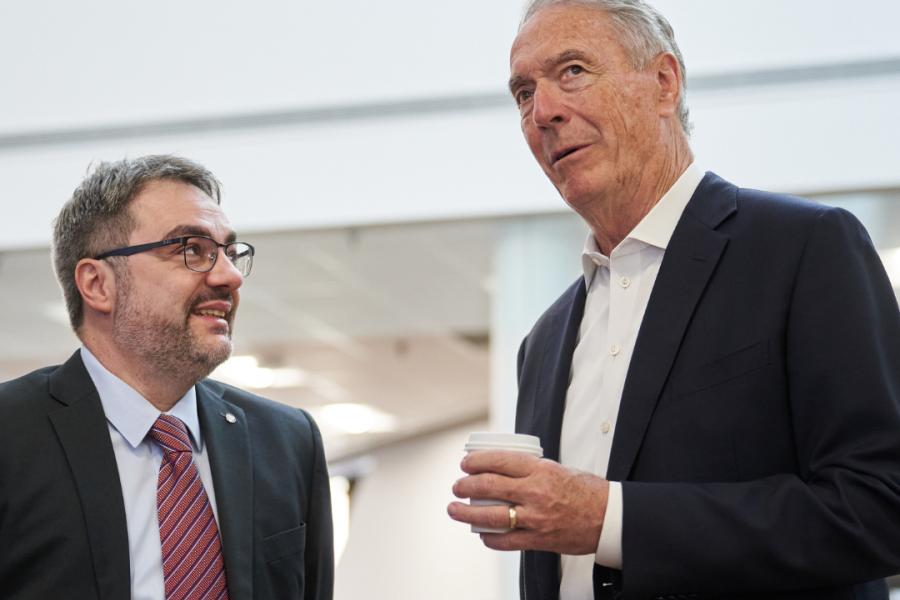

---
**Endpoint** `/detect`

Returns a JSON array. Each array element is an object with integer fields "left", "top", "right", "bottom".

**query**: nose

[
  {"left": 530, "top": 81, "right": 568, "bottom": 128},
  {"left": 205, "top": 248, "right": 244, "bottom": 291}
]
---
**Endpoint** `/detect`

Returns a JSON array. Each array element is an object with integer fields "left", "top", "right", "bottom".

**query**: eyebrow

[
  {"left": 162, "top": 224, "right": 237, "bottom": 244},
  {"left": 555, "top": 49, "right": 592, "bottom": 66},
  {"left": 509, "top": 49, "right": 594, "bottom": 94},
  {"left": 508, "top": 74, "right": 528, "bottom": 96}
]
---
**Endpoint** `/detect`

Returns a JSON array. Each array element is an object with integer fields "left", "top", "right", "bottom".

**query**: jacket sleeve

[{"left": 301, "top": 409, "right": 335, "bottom": 600}]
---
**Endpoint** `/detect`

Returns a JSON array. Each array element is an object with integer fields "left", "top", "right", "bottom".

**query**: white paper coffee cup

[{"left": 464, "top": 432, "right": 543, "bottom": 534}]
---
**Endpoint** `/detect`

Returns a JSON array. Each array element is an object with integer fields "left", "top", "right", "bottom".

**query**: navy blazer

[
  {"left": 0, "top": 351, "right": 334, "bottom": 600},
  {"left": 515, "top": 173, "right": 900, "bottom": 599}
]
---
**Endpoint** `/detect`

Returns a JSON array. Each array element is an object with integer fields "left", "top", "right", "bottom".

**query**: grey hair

[
  {"left": 522, "top": 0, "right": 692, "bottom": 134},
  {"left": 52, "top": 154, "right": 222, "bottom": 331}
]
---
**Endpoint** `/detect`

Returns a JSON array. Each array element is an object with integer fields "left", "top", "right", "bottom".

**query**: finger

[
  {"left": 461, "top": 449, "right": 540, "bottom": 477},
  {"left": 480, "top": 529, "right": 537, "bottom": 552},
  {"left": 447, "top": 501, "right": 516, "bottom": 531},
  {"left": 453, "top": 472, "right": 518, "bottom": 502}
]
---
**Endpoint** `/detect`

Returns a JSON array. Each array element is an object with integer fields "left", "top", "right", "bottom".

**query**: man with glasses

[{"left": 0, "top": 155, "right": 334, "bottom": 599}]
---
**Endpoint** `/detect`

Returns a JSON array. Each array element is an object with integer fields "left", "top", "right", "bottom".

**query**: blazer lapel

[
  {"left": 607, "top": 173, "right": 736, "bottom": 481},
  {"left": 529, "top": 279, "right": 587, "bottom": 463},
  {"left": 47, "top": 352, "right": 131, "bottom": 600},
  {"left": 198, "top": 382, "right": 253, "bottom": 600},
  {"left": 521, "top": 279, "right": 586, "bottom": 600}
]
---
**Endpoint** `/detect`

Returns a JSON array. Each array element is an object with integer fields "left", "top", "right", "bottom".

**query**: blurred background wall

[{"left": 1, "top": 1, "right": 899, "bottom": 598}]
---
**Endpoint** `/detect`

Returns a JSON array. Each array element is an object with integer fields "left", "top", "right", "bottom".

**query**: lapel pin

[{"left": 224, "top": 412, "right": 237, "bottom": 424}]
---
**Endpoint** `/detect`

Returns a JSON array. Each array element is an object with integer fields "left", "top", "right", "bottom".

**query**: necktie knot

[{"left": 149, "top": 414, "right": 193, "bottom": 455}]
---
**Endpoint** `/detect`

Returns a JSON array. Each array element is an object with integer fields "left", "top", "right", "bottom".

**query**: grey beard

[{"left": 113, "top": 293, "right": 233, "bottom": 386}]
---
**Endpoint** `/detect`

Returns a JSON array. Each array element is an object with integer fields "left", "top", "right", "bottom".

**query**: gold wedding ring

[{"left": 508, "top": 505, "right": 518, "bottom": 530}]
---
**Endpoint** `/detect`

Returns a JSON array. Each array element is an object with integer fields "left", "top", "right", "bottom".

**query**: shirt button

[
  {"left": 601, "top": 421, "right": 611, "bottom": 434},
  {"left": 609, "top": 344, "right": 621, "bottom": 356},
  {"left": 619, "top": 276, "right": 631, "bottom": 288}
]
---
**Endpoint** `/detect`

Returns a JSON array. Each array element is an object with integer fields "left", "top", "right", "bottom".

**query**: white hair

[{"left": 522, "top": 0, "right": 692, "bottom": 134}]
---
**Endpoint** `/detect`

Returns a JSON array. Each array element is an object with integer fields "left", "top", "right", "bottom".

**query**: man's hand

[{"left": 447, "top": 450, "right": 609, "bottom": 555}]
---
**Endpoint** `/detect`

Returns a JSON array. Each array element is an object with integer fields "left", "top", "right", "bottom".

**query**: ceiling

[
  {"left": 2, "top": 191, "right": 898, "bottom": 462},
  {"left": 0, "top": 213, "right": 583, "bottom": 460}
]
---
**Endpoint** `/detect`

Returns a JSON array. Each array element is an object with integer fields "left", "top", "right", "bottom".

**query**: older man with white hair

[{"left": 449, "top": 1, "right": 900, "bottom": 598}]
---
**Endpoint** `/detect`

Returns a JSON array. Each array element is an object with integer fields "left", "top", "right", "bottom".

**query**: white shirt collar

[
  {"left": 581, "top": 162, "right": 705, "bottom": 286},
  {"left": 80, "top": 346, "right": 203, "bottom": 451}
]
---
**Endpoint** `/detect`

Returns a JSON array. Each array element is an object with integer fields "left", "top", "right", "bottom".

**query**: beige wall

[{"left": 335, "top": 421, "right": 504, "bottom": 600}]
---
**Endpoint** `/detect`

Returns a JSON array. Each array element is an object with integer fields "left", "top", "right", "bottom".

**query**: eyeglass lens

[{"left": 184, "top": 237, "right": 253, "bottom": 276}]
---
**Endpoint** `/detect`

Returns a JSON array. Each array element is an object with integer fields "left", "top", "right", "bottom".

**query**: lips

[
  {"left": 551, "top": 144, "right": 589, "bottom": 165},
  {"left": 191, "top": 299, "right": 232, "bottom": 323}
]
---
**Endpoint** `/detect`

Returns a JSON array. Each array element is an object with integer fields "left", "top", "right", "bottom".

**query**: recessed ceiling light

[
  {"left": 317, "top": 403, "right": 397, "bottom": 435},
  {"left": 211, "top": 355, "right": 306, "bottom": 389}
]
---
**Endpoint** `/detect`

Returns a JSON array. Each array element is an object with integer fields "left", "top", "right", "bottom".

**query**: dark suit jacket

[
  {"left": 515, "top": 173, "right": 900, "bottom": 600},
  {"left": 0, "top": 351, "right": 333, "bottom": 600}
]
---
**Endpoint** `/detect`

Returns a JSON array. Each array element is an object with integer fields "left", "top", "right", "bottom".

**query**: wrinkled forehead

[{"left": 510, "top": 4, "right": 623, "bottom": 72}]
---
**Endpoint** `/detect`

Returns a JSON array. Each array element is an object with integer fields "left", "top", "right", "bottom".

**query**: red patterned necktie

[{"left": 148, "top": 414, "right": 230, "bottom": 600}]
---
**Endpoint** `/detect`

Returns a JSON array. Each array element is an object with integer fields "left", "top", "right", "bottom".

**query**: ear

[
  {"left": 654, "top": 52, "right": 682, "bottom": 119},
  {"left": 74, "top": 258, "right": 118, "bottom": 318}
]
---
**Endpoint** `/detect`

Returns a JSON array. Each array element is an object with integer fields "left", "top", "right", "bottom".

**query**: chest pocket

[
  {"left": 670, "top": 340, "right": 771, "bottom": 397},
  {"left": 260, "top": 524, "right": 306, "bottom": 563}
]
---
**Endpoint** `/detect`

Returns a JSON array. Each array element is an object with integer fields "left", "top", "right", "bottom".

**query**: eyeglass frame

[{"left": 93, "top": 235, "right": 255, "bottom": 276}]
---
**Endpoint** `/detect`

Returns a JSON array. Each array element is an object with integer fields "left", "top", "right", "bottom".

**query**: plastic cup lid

[{"left": 464, "top": 432, "right": 543, "bottom": 456}]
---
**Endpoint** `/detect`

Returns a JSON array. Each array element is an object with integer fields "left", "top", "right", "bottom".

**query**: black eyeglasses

[{"left": 94, "top": 235, "right": 255, "bottom": 277}]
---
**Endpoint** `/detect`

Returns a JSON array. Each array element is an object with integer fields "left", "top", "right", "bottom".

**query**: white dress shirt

[
  {"left": 80, "top": 346, "right": 222, "bottom": 600},
  {"left": 558, "top": 163, "right": 705, "bottom": 600}
]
